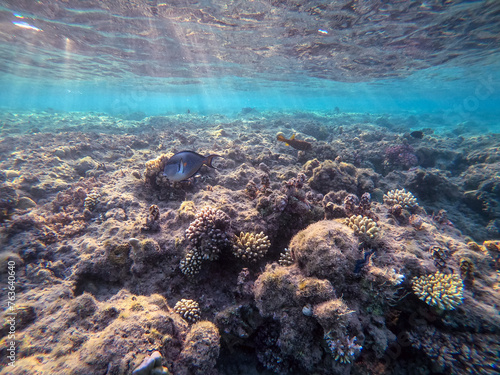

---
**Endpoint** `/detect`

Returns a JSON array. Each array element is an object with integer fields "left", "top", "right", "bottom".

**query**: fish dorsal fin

[{"left": 290, "top": 134, "right": 296, "bottom": 140}]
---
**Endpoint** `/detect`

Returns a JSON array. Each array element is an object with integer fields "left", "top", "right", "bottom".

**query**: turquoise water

[{"left": 0, "top": 0, "right": 499, "bottom": 129}]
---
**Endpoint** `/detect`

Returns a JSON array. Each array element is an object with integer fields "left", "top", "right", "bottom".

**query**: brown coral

[
  {"left": 232, "top": 231, "right": 271, "bottom": 262},
  {"left": 383, "top": 188, "right": 418, "bottom": 208},
  {"left": 173, "top": 299, "right": 201, "bottom": 323},
  {"left": 412, "top": 272, "right": 464, "bottom": 310},
  {"left": 344, "top": 214, "right": 380, "bottom": 239}
]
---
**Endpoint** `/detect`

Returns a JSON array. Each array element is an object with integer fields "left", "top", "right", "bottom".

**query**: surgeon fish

[
  {"left": 277, "top": 133, "right": 312, "bottom": 151},
  {"left": 163, "top": 151, "right": 221, "bottom": 182}
]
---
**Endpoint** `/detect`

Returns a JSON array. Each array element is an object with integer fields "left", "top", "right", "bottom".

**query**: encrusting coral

[
  {"left": 344, "top": 214, "right": 380, "bottom": 239},
  {"left": 412, "top": 271, "right": 464, "bottom": 310},
  {"left": 383, "top": 188, "right": 418, "bottom": 209},
  {"left": 232, "top": 231, "right": 271, "bottom": 261},
  {"left": 174, "top": 299, "right": 201, "bottom": 323}
]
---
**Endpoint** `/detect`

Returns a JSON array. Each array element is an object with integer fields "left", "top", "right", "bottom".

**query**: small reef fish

[
  {"left": 410, "top": 131, "right": 424, "bottom": 139},
  {"left": 277, "top": 133, "right": 312, "bottom": 151},
  {"left": 163, "top": 151, "right": 220, "bottom": 182}
]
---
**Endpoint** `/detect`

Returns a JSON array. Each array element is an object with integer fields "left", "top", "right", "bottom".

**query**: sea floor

[{"left": 0, "top": 110, "right": 499, "bottom": 375}]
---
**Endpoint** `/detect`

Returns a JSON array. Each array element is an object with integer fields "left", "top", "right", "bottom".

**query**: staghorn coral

[
  {"left": 412, "top": 272, "right": 464, "bottom": 310},
  {"left": 383, "top": 188, "right": 418, "bottom": 209},
  {"left": 344, "top": 214, "right": 380, "bottom": 239},
  {"left": 173, "top": 299, "right": 201, "bottom": 323},
  {"left": 232, "top": 231, "right": 271, "bottom": 262},
  {"left": 84, "top": 191, "right": 100, "bottom": 211},
  {"left": 278, "top": 248, "right": 294, "bottom": 266},
  {"left": 185, "top": 206, "right": 231, "bottom": 261},
  {"left": 324, "top": 332, "right": 362, "bottom": 364}
]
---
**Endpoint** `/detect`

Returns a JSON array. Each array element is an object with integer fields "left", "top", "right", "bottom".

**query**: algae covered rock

[
  {"left": 289, "top": 220, "right": 359, "bottom": 286},
  {"left": 176, "top": 321, "right": 220, "bottom": 375}
]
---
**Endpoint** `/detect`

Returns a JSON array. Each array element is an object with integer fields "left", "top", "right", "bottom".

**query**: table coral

[
  {"left": 232, "top": 231, "right": 270, "bottom": 261},
  {"left": 344, "top": 214, "right": 380, "bottom": 239},
  {"left": 412, "top": 272, "right": 464, "bottom": 310},
  {"left": 174, "top": 299, "right": 201, "bottom": 323},
  {"left": 383, "top": 188, "right": 418, "bottom": 208}
]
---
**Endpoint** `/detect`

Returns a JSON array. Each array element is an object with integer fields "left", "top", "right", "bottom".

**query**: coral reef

[
  {"left": 383, "top": 188, "right": 419, "bottom": 209},
  {"left": 278, "top": 247, "right": 294, "bottom": 266},
  {"left": 412, "top": 272, "right": 464, "bottom": 310},
  {"left": 0, "top": 111, "right": 499, "bottom": 375},
  {"left": 185, "top": 206, "right": 231, "bottom": 261},
  {"left": 344, "top": 214, "right": 380, "bottom": 239},
  {"left": 83, "top": 190, "right": 100, "bottom": 211},
  {"left": 324, "top": 333, "right": 362, "bottom": 364},
  {"left": 174, "top": 299, "right": 202, "bottom": 323},
  {"left": 232, "top": 231, "right": 271, "bottom": 261}
]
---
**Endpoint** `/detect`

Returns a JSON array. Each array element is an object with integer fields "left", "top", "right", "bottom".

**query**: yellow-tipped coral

[
  {"left": 173, "top": 299, "right": 201, "bottom": 323},
  {"left": 412, "top": 272, "right": 464, "bottom": 310},
  {"left": 232, "top": 232, "right": 271, "bottom": 261},
  {"left": 344, "top": 214, "right": 379, "bottom": 239},
  {"left": 383, "top": 188, "right": 418, "bottom": 208}
]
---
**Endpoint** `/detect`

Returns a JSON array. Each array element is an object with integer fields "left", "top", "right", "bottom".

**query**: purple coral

[
  {"left": 385, "top": 144, "right": 418, "bottom": 169},
  {"left": 324, "top": 333, "right": 362, "bottom": 364},
  {"left": 185, "top": 206, "right": 231, "bottom": 261}
]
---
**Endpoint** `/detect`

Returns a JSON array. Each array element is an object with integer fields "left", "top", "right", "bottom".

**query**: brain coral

[
  {"left": 344, "top": 214, "right": 380, "bottom": 239},
  {"left": 412, "top": 272, "right": 464, "bottom": 310},
  {"left": 232, "top": 231, "right": 271, "bottom": 261},
  {"left": 383, "top": 188, "right": 418, "bottom": 208},
  {"left": 174, "top": 299, "right": 201, "bottom": 323}
]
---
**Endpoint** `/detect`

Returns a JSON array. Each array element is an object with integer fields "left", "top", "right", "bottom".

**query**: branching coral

[
  {"left": 84, "top": 191, "right": 100, "bottom": 211},
  {"left": 412, "top": 272, "right": 464, "bottom": 310},
  {"left": 173, "top": 299, "right": 201, "bottom": 323},
  {"left": 179, "top": 248, "right": 204, "bottom": 276},
  {"left": 278, "top": 248, "right": 294, "bottom": 266},
  {"left": 344, "top": 214, "right": 379, "bottom": 239},
  {"left": 185, "top": 206, "right": 231, "bottom": 261},
  {"left": 232, "top": 232, "right": 270, "bottom": 262},
  {"left": 324, "top": 333, "right": 362, "bottom": 364},
  {"left": 383, "top": 188, "right": 418, "bottom": 209}
]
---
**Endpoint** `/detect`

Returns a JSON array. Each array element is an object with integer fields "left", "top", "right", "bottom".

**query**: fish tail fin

[
  {"left": 205, "top": 154, "right": 221, "bottom": 169},
  {"left": 277, "top": 134, "right": 290, "bottom": 146}
]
